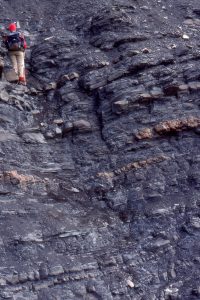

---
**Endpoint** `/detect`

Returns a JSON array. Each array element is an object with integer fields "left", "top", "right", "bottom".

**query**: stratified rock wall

[{"left": 0, "top": 0, "right": 200, "bottom": 299}]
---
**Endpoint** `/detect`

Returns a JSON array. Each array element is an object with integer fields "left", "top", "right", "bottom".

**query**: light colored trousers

[{"left": 9, "top": 51, "right": 25, "bottom": 78}]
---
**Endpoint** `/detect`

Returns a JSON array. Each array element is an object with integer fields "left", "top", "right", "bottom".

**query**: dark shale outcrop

[{"left": 0, "top": 0, "right": 200, "bottom": 299}]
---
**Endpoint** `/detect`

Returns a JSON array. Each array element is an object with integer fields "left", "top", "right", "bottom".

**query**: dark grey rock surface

[{"left": 0, "top": 0, "right": 200, "bottom": 299}]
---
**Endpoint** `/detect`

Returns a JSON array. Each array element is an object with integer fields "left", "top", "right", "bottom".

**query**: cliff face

[{"left": 0, "top": 0, "right": 200, "bottom": 299}]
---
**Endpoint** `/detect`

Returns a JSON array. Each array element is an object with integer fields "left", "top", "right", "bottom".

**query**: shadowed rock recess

[{"left": 0, "top": 0, "right": 200, "bottom": 299}]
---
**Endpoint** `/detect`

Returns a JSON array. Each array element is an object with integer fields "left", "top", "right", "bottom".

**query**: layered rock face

[{"left": 0, "top": 0, "right": 200, "bottom": 299}]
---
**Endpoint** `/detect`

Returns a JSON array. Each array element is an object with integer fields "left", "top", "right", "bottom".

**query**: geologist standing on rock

[{"left": 2, "top": 22, "right": 27, "bottom": 85}]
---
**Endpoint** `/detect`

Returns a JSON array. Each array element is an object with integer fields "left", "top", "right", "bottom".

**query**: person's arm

[
  {"left": 23, "top": 38, "right": 27, "bottom": 49},
  {"left": 20, "top": 33, "right": 27, "bottom": 49},
  {"left": 2, "top": 35, "right": 8, "bottom": 48}
]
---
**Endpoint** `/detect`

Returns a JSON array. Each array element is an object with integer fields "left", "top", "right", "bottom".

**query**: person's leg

[
  {"left": 16, "top": 51, "right": 25, "bottom": 82},
  {"left": 9, "top": 52, "right": 18, "bottom": 74}
]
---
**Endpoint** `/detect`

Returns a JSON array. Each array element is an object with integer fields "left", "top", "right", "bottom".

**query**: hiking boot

[{"left": 18, "top": 76, "right": 26, "bottom": 85}]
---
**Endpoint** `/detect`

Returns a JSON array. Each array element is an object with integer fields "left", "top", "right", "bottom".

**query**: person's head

[{"left": 8, "top": 23, "right": 16, "bottom": 32}]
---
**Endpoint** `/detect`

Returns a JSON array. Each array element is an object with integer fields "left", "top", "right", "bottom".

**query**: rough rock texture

[{"left": 0, "top": 0, "right": 200, "bottom": 299}]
